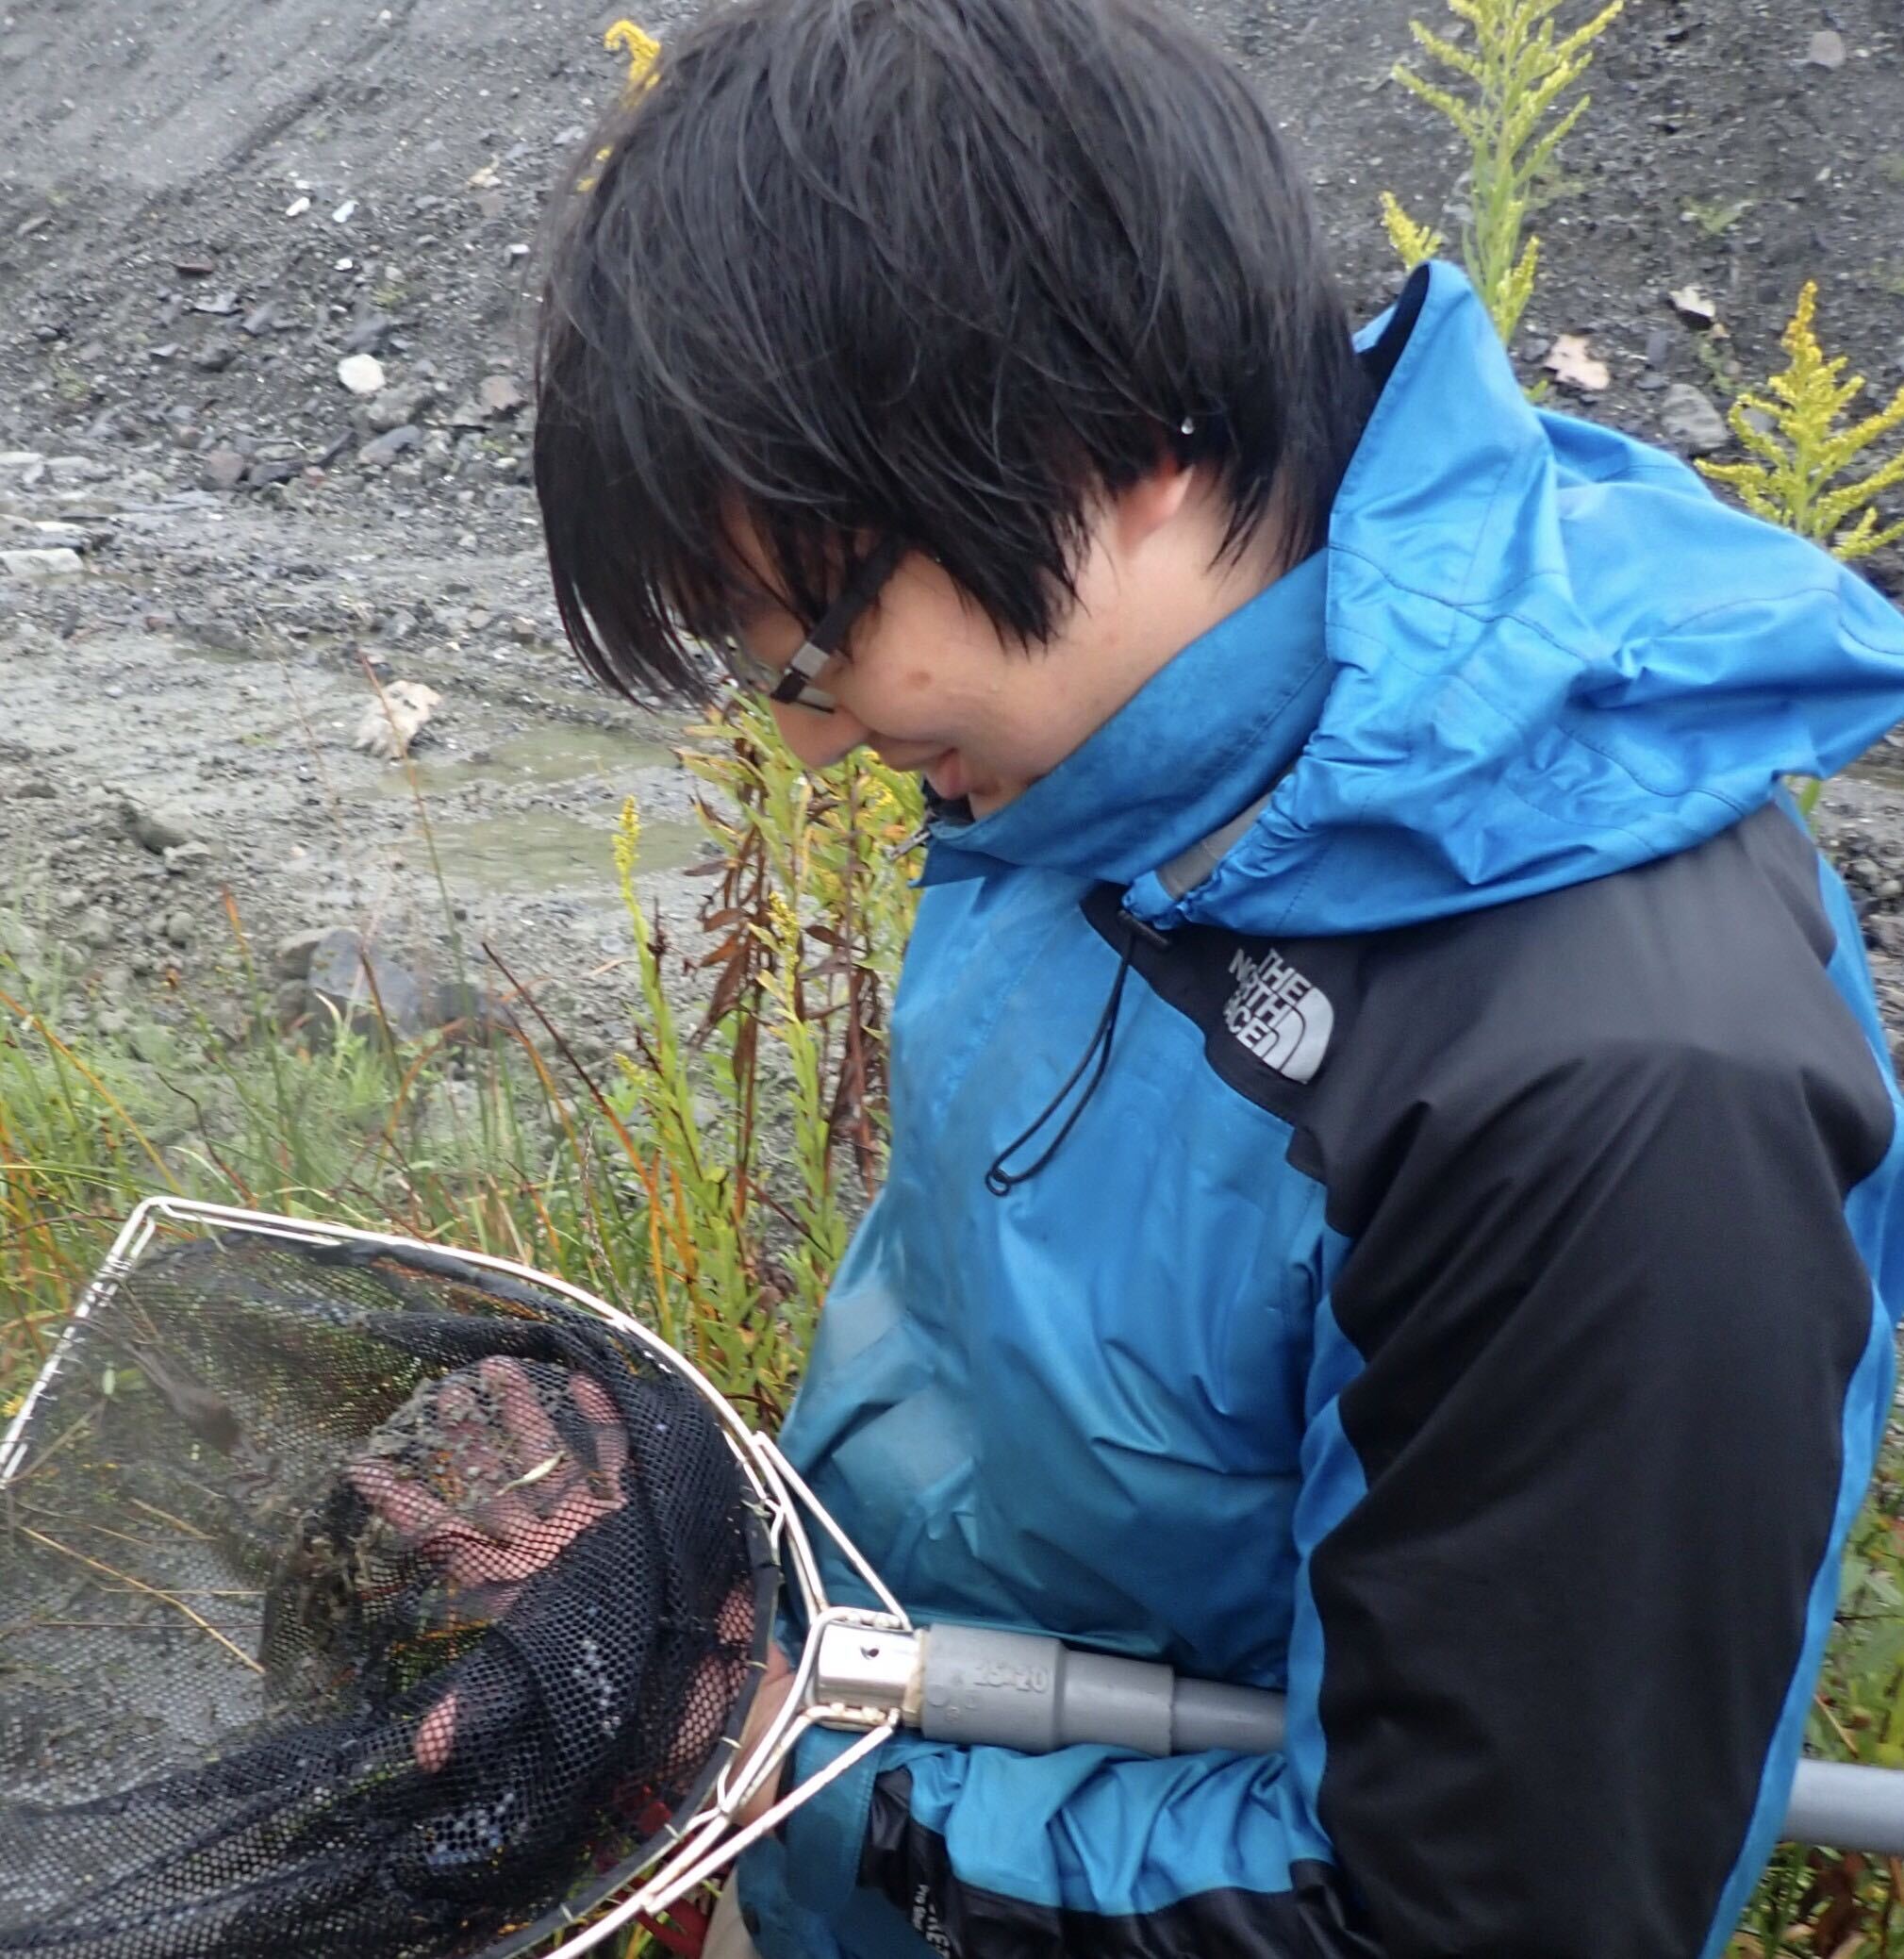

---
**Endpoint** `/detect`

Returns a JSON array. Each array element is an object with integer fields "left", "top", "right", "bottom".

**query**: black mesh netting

[{"left": 0, "top": 1228, "right": 771, "bottom": 1959}]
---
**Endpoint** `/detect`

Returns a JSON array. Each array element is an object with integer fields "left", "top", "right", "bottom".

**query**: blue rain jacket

[{"left": 736, "top": 263, "right": 1904, "bottom": 1958}]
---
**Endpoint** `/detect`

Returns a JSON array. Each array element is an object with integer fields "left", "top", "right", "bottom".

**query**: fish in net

[{"left": 0, "top": 1230, "right": 772, "bottom": 1959}]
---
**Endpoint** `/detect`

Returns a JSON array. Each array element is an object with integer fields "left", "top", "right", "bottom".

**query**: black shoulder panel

[{"left": 1089, "top": 805, "right": 1896, "bottom": 1954}]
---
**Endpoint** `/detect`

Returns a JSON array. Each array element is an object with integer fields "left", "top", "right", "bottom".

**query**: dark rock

[
  {"left": 367, "top": 386, "right": 436, "bottom": 435},
  {"left": 273, "top": 978, "right": 313, "bottom": 1029},
  {"left": 431, "top": 978, "right": 521, "bottom": 1044},
  {"left": 306, "top": 926, "right": 429, "bottom": 1038},
  {"left": 272, "top": 927, "right": 330, "bottom": 981},
  {"left": 342, "top": 312, "right": 395, "bottom": 355},
  {"left": 358, "top": 424, "right": 422, "bottom": 467},
  {"left": 1659, "top": 384, "right": 1729, "bottom": 457},
  {"left": 201, "top": 446, "right": 249, "bottom": 490},
  {"left": 122, "top": 800, "right": 195, "bottom": 854},
  {"left": 192, "top": 340, "right": 238, "bottom": 374}
]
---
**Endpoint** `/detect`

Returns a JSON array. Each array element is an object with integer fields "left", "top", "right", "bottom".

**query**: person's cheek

[{"left": 769, "top": 700, "right": 869, "bottom": 770}]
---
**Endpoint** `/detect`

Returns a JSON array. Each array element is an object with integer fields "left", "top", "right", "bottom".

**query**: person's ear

[{"left": 1109, "top": 454, "right": 1197, "bottom": 558}]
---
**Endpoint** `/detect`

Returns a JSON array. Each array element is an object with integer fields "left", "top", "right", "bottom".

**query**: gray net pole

[{"left": 886, "top": 1625, "right": 1904, "bottom": 1854}]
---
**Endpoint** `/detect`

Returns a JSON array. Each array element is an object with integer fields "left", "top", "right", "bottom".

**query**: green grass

[{"left": 1683, "top": 194, "right": 1756, "bottom": 237}]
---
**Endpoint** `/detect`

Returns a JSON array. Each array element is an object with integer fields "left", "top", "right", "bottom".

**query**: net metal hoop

[{"left": 0, "top": 1198, "right": 913, "bottom": 1959}]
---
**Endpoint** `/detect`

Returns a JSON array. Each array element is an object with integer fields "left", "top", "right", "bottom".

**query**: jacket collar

[{"left": 919, "top": 547, "right": 1332, "bottom": 889}]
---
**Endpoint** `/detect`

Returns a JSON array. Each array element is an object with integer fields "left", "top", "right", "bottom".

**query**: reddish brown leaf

[
  {"left": 701, "top": 957, "right": 750, "bottom": 1029},
  {"left": 696, "top": 933, "right": 744, "bottom": 970}
]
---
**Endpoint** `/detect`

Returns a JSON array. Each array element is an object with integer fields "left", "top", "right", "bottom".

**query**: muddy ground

[{"left": 1, "top": 0, "right": 1902, "bottom": 1062}]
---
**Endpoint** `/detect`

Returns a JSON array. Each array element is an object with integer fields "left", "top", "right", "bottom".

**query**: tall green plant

[
  {"left": 1697, "top": 283, "right": 1904, "bottom": 833},
  {"left": 1381, "top": 0, "right": 1625, "bottom": 343},
  {"left": 606, "top": 697, "right": 921, "bottom": 1423},
  {"left": 1698, "top": 281, "right": 1904, "bottom": 565}
]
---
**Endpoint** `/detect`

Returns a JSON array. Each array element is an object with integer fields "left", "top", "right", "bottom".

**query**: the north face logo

[{"left": 1223, "top": 946, "right": 1333, "bottom": 1082}]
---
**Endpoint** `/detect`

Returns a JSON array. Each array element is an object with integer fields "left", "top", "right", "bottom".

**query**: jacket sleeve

[
  {"left": 768, "top": 1003, "right": 1888, "bottom": 1951},
  {"left": 779, "top": 1018, "right": 1895, "bottom": 1957}
]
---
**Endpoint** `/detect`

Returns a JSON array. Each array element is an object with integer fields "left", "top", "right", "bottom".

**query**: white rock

[
  {"left": 338, "top": 354, "right": 388, "bottom": 397},
  {"left": 332, "top": 198, "right": 357, "bottom": 225},
  {"left": 285, "top": 195, "right": 311, "bottom": 218},
  {"left": 0, "top": 547, "right": 84, "bottom": 579},
  {"left": 353, "top": 681, "right": 443, "bottom": 761},
  {"left": 1, "top": 514, "right": 85, "bottom": 547}
]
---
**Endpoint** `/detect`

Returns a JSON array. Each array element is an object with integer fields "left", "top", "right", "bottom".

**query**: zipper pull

[
  {"left": 886, "top": 821, "right": 933, "bottom": 863},
  {"left": 1119, "top": 906, "right": 1170, "bottom": 952}
]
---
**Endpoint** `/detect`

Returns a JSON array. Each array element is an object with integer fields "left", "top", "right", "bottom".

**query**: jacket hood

[{"left": 925, "top": 262, "right": 1904, "bottom": 938}]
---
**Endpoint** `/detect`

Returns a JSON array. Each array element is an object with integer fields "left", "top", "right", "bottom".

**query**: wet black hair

[{"left": 535, "top": 0, "right": 1372, "bottom": 705}]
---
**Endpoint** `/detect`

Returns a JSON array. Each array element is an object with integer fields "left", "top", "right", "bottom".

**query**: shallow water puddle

[
  {"left": 371, "top": 722, "right": 676, "bottom": 797},
  {"left": 422, "top": 808, "right": 703, "bottom": 892}
]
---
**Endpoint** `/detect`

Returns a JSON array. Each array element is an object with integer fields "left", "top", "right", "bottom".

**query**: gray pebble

[{"left": 1659, "top": 384, "right": 1730, "bottom": 457}]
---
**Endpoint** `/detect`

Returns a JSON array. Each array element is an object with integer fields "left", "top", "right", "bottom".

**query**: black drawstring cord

[{"left": 984, "top": 914, "right": 1160, "bottom": 1197}]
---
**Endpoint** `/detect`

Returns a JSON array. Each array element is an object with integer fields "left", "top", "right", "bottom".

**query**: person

[{"left": 531, "top": 0, "right": 1904, "bottom": 1951}]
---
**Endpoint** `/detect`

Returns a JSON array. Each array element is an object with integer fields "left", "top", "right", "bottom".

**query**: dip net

[{"left": 0, "top": 1220, "right": 772, "bottom": 1959}]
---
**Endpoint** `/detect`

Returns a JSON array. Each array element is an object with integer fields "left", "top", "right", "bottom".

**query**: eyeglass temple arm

[{"left": 770, "top": 535, "right": 910, "bottom": 703}]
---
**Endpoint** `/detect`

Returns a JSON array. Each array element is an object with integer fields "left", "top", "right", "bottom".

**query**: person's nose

[{"left": 769, "top": 699, "right": 871, "bottom": 770}]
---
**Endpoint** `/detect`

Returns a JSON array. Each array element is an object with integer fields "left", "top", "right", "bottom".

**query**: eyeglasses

[{"left": 715, "top": 536, "right": 906, "bottom": 714}]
